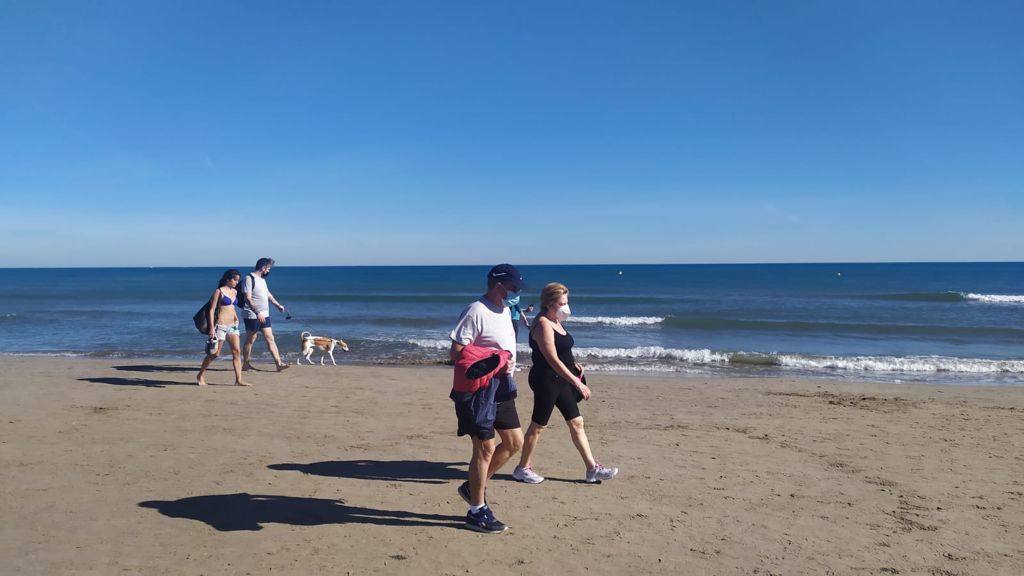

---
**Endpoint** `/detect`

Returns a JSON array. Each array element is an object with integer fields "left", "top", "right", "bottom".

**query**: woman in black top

[{"left": 511, "top": 282, "right": 618, "bottom": 484}]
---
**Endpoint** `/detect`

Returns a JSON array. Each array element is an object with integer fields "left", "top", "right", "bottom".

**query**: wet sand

[{"left": 1, "top": 356, "right": 1022, "bottom": 575}]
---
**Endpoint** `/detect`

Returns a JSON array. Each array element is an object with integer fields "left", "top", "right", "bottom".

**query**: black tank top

[{"left": 529, "top": 324, "right": 577, "bottom": 378}]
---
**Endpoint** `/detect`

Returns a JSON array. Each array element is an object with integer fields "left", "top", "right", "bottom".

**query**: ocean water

[{"left": 1, "top": 263, "right": 1022, "bottom": 385}]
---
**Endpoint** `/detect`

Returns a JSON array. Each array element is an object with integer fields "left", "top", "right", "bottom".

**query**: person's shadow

[
  {"left": 268, "top": 460, "right": 466, "bottom": 485},
  {"left": 78, "top": 377, "right": 194, "bottom": 388},
  {"left": 113, "top": 365, "right": 214, "bottom": 374},
  {"left": 139, "top": 493, "right": 463, "bottom": 531}
]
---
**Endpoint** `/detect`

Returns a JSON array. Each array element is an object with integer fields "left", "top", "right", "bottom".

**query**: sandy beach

[{"left": 1, "top": 356, "right": 1022, "bottom": 575}]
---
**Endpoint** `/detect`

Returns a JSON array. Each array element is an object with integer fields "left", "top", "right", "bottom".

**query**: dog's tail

[{"left": 300, "top": 331, "right": 311, "bottom": 340}]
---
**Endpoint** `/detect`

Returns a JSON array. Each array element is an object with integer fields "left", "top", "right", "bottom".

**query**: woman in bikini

[{"left": 197, "top": 269, "right": 248, "bottom": 386}]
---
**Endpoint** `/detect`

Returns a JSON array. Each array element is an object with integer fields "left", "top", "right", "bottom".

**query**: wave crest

[
  {"left": 574, "top": 346, "right": 1024, "bottom": 374},
  {"left": 777, "top": 354, "right": 1024, "bottom": 373},
  {"left": 569, "top": 316, "right": 664, "bottom": 326},
  {"left": 964, "top": 293, "right": 1024, "bottom": 304},
  {"left": 575, "top": 346, "right": 730, "bottom": 364},
  {"left": 405, "top": 339, "right": 451, "bottom": 350}
]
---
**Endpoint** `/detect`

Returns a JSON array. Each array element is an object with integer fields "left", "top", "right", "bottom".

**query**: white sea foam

[
  {"left": 963, "top": 293, "right": 1024, "bottom": 304},
  {"left": 572, "top": 346, "right": 1024, "bottom": 375},
  {"left": 399, "top": 338, "right": 1024, "bottom": 376},
  {"left": 404, "top": 339, "right": 532, "bottom": 354},
  {"left": 777, "top": 354, "right": 1024, "bottom": 373},
  {"left": 405, "top": 339, "right": 451, "bottom": 350},
  {"left": 583, "top": 363, "right": 698, "bottom": 373},
  {"left": 574, "top": 346, "right": 731, "bottom": 364},
  {"left": 568, "top": 316, "right": 664, "bottom": 326}
]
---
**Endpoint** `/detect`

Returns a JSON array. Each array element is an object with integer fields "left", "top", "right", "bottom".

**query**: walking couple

[
  {"left": 197, "top": 258, "right": 290, "bottom": 386},
  {"left": 449, "top": 264, "right": 618, "bottom": 533}
]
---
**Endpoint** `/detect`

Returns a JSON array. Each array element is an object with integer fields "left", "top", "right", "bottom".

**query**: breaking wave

[
  {"left": 572, "top": 346, "right": 1024, "bottom": 374},
  {"left": 574, "top": 346, "right": 731, "bottom": 364},
  {"left": 569, "top": 316, "right": 664, "bottom": 326},
  {"left": 659, "top": 317, "right": 1024, "bottom": 338},
  {"left": 405, "top": 339, "right": 451, "bottom": 350},
  {"left": 776, "top": 354, "right": 1024, "bottom": 373},
  {"left": 963, "top": 293, "right": 1024, "bottom": 304}
]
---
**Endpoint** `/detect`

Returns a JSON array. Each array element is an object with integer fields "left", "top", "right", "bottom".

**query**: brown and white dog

[{"left": 299, "top": 331, "right": 349, "bottom": 365}]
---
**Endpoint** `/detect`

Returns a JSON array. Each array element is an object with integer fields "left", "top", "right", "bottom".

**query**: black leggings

[{"left": 528, "top": 367, "right": 581, "bottom": 426}]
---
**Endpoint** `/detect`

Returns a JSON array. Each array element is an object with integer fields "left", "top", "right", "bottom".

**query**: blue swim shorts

[{"left": 244, "top": 317, "right": 272, "bottom": 332}]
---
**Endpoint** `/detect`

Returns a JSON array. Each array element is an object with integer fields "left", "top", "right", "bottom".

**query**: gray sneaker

[
  {"left": 512, "top": 466, "right": 545, "bottom": 484},
  {"left": 585, "top": 464, "right": 618, "bottom": 483}
]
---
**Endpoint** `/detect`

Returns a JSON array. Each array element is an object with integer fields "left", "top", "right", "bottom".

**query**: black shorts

[
  {"left": 243, "top": 317, "right": 271, "bottom": 332},
  {"left": 452, "top": 377, "right": 521, "bottom": 440},
  {"left": 494, "top": 399, "right": 521, "bottom": 431},
  {"left": 529, "top": 368, "right": 581, "bottom": 426}
]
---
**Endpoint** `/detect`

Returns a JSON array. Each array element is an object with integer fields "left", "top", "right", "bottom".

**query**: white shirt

[
  {"left": 450, "top": 297, "right": 516, "bottom": 365},
  {"left": 242, "top": 273, "right": 270, "bottom": 319}
]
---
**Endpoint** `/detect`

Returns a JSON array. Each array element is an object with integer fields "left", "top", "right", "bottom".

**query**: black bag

[
  {"left": 237, "top": 273, "right": 255, "bottom": 312},
  {"left": 193, "top": 301, "right": 212, "bottom": 334}
]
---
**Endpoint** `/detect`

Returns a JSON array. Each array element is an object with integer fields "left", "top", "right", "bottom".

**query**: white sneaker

[
  {"left": 586, "top": 464, "right": 618, "bottom": 483},
  {"left": 512, "top": 466, "right": 545, "bottom": 484}
]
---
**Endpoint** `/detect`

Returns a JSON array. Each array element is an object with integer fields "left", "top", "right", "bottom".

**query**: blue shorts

[{"left": 244, "top": 317, "right": 271, "bottom": 332}]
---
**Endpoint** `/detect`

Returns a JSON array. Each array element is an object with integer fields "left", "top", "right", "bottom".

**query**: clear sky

[{"left": 1, "top": 1, "right": 1022, "bottom": 267}]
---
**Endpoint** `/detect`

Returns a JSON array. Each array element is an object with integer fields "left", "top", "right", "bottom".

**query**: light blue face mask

[{"left": 503, "top": 293, "right": 521, "bottom": 308}]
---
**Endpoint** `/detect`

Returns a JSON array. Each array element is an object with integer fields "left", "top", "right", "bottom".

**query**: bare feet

[
  {"left": 276, "top": 363, "right": 290, "bottom": 372},
  {"left": 235, "top": 381, "right": 251, "bottom": 387},
  {"left": 242, "top": 363, "right": 255, "bottom": 372},
  {"left": 196, "top": 376, "right": 207, "bottom": 386}
]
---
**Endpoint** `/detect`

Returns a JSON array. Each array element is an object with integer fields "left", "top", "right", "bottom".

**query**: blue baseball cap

[{"left": 488, "top": 264, "right": 526, "bottom": 291}]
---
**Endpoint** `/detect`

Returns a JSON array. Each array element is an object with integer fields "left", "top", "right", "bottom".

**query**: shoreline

[
  {"left": 2, "top": 352, "right": 1023, "bottom": 389},
  {"left": 2, "top": 356, "right": 1023, "bottom": 574}
]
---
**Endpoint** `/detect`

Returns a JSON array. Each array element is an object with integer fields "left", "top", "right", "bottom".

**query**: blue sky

[{"left": 1, "top": 1, "right": 1022, "bottom": 266}]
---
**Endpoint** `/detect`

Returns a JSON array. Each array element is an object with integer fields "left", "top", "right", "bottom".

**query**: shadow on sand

[
  {"left": 492, "top": 473, "right": 593, "bottom": 485},
  {"left": 78, "top": 377, "right": 195, "bottom": 388},
  {"left": 113, "top": 364, "right": 221, "bottom": 373},
  {"left": 268, "top": 460, "right": 467, "bottom": 485},
  {"left": 139, "top": 493, "right": 463, "bottom": 531}
]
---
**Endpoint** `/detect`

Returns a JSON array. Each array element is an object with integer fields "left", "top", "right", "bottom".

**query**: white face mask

[{"left": 556, "top": 304, "right": 571, "bottom": 321}]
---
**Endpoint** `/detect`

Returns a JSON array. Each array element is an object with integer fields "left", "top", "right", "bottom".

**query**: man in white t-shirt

[
  {"left": 241, "top": 257, "right": 289, "bottom": 372},
  {"left": 448, "top": 263, "right": 526, "bottom": 533}
]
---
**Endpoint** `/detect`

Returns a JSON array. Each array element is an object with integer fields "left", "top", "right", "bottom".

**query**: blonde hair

[{"left": 539, "top": 282, "right": 569, "bottom": 312}]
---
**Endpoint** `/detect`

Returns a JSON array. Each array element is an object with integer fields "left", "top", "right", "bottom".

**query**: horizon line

[{"left": 1, "top": 259, "right": 1022, "bottom": 270}]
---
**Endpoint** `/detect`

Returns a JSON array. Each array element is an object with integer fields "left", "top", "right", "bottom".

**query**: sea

[{"left": 1, "top": 263, "right": 1022, "bottom": 385}]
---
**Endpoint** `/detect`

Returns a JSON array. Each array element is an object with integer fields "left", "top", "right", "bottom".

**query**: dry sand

[{"left": 1, "top": 356, "right": 1023, "bottom": 575}]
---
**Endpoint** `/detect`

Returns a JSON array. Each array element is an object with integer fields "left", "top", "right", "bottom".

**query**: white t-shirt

[
  {"left": 450, "top": 297, "right": 516, "bottom": 365},
  {"left": 242, "top": 273, "right": 270, "bottom": 319}
]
